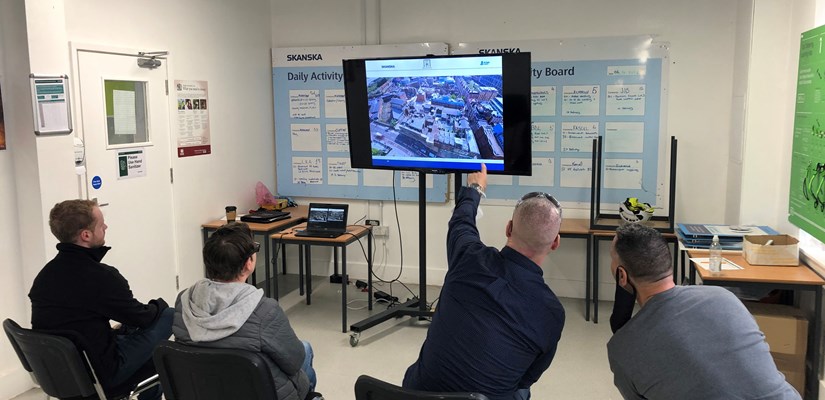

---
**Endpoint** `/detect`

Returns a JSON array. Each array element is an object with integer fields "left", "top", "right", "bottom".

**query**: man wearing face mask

[{"left": 606, "top": 223, "right": 800, "bottom": 399}]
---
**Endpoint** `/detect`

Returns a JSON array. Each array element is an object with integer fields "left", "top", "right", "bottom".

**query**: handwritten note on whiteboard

[
  {"left": 562, "top": 85, "right": 600, "bottom": 116},
  {"left": 401, "top": 171, "right": 434, "bottom": 188},
  {"left": 606, "top": 84, "right": 645, "bottom": 116},
  {"left": 290, "top": 124, "right": 321, "bottom": 151},
  {"left": 324, "top": 89, "right": 347, "bottom": 118},
  {"left": 327, "top": 157, "right": 358, "bottom": 186},
  {"left": 532, "top": 122, "right": 555, "bottom": 152},
  {"left": 560, "top": 158, "right": 592, "bottom": 188},
  {"left": 325, "top": 124, "right": 349, "bottom": 152},
  {"left": 532, "top": 86, "right": 556, "bottom": 116},
  {"left": 604, "top": 159, "right": 643, "bottom": 189},
  {"left": 519, "top": 158, "right": 554, "bottom": 186},
  {"left": 289, "top": 90, "right": 320, "bottom": 119},
  {"left": 605, "top": 122, "right": 644, "bottom": 153},
  {"left": 487, "top": 175, "right": 513, "bottom": 186},
  {"left": 292, "top": 157, "right": 323, "bottom": 184},
  {"left": 363, "top": 169, "right": 394, "bottom": 187},
  {"left": 561, "top": 122, "right": 599, "bottom": 152}
]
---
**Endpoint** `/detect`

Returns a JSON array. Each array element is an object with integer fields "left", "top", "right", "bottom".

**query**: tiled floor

[{"left": 12, "top": 276, "right": 622, "bottom": 400}]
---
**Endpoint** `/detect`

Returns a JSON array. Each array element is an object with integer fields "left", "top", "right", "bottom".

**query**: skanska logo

[
  {"left": 287, "top": 54, "right": 323, "bottom": 61},
  {"left": 480, "top": 61, "right": 490, "bottom": 66}
]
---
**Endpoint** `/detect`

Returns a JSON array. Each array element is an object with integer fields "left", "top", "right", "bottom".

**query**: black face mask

[{"left": 615, "top": 268, "right": 637, "bottom": 297}]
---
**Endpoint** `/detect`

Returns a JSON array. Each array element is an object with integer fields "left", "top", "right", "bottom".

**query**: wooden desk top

[
  {"left": 687, "top": 251, "right": 825, "bottom": 286},
  {"left": 201, "top": 205, "right": 309, "bottom": 231},
  {"left": 559, "top": 218, "right": 591, "bottom": 235},
  {"left": 271, "top": 223, "right": 371, "bottom": 244}
]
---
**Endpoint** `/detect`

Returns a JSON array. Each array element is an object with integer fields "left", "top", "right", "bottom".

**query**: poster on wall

[
  {"left": 455, "top": 37, "right": 670, "bottom": 210},
  {"left": 0, "top": 81, "right": 5, "bottom": 150},
  {"left": 789, "top": 25, "right": 825, "bottom": 243},
  {"left": 174, "top": 80, "right": 211, "bottom": 157}
]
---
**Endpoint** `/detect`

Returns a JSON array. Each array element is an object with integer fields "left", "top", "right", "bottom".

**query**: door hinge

[
  {"left": 165, "top": 80, "right": 169, "bottom": 95},
  {"left": 175, "top": 275, "right": 180, "bottom": 291},
  {"left": 170, "top": 167, "right": 174, "bottom": 183}
]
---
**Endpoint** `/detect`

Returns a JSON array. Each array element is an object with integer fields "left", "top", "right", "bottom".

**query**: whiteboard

[
  {"left": 272, "top": 43, "right": 450, "bottom": 202},
  {"left": 455, "top": 36, "right": 671, "bottom": 213}
]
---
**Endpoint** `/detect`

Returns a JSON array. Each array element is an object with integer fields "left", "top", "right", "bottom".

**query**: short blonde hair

[{"left": 511, "top": 197, "right": 561, "bottom": 252}]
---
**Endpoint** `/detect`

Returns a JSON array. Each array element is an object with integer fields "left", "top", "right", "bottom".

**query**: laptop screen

[{"left": 306, "top": 203, "right": 349, "bottom": 232}]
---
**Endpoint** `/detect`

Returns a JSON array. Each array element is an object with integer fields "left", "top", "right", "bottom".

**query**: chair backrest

[
  {"left": 354, "top": 375, "right": 490, "bottom": 400},
  {"left": 153, "top": 340, "right": 279, "bottom": 400},
  {"left": 2, "top": 318, "right": 101, "bottom": 399}
]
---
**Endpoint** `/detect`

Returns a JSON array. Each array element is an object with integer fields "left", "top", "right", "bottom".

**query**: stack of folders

[{"left": 676, "top": 223, "right": 779, "bottom": 250}]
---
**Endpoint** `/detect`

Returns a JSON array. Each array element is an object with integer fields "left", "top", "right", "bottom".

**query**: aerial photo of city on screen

[{"left": 366, "top": 73, "right": 505, "bottom": 165}]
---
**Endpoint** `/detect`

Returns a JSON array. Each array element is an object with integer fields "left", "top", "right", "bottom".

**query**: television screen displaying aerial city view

[{"left": 363, "top": 55, "right": 506, "bottom": 171}]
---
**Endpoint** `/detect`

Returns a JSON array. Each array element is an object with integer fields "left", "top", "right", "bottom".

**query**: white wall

[
  {"left": 0, "top": 1, "right": 38, "bottom": 397},
  {"left": 62, "top": 0, "right": 276, "bottom": 290},
  {"left": 0, "top": 0, "right": 276, "bottom": 397}
]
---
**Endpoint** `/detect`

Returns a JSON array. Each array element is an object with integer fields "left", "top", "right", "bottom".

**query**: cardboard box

[
  {"left": 772, "top": 352, "right": 806, "bottom": 396},
  {"left": 743, "top": 235, "right": 799, "bottom": 266},
  {"left": 744, "top": 303, "right": 808, "bottom": 356}
]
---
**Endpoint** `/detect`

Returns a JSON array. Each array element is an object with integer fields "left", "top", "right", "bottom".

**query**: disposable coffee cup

[{"left": 225, "top": 206, "right": 237, "bottom": 222}]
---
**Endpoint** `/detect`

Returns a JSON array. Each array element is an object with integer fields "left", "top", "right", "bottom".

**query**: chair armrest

[{"left": 128, "top": 374, "right": 160, "bottom": 400}]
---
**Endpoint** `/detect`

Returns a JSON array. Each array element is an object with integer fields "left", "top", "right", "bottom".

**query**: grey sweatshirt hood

[{"left": 179, "top": 279, "right": 264, "bottom": 342}]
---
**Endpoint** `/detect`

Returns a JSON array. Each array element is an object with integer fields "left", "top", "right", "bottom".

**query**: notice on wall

[
  {"left": 605, "top": 122, "right": 644, "bottom": 153},
  {"left": 532, "top": 122, "right": 555, "bottom": 152},
  {"left": 292, "top": 157, "right": 323, "bottom": 184},
  {"left": 327, "top": 157, "right": 359, "bottom": 186},
  {"left": 604, "top": 159, "right": 642, "bottom": 189},
  {"left": 117, "top": 148, "right": 146, "bottom": 179},
  {"left": 519, "top": 158, "right": 554, "bottom": 186},
  {"left": 560, "top": 158, "right": 592, "bottom": 188},
  {"left": 290, "top": 124, "right": 322, "bottom": 151},
  {"left": 325, "top": 124, "right": 349, "bottom": 152},
  {"left": 561, "top": 122, "right": 599, "bottom": 152},
  {"left": 400, "top": 171, "right": 435, "bottom": 188},
  {"left": 175, "top": 80, "right": 211, "bottom": 157}
]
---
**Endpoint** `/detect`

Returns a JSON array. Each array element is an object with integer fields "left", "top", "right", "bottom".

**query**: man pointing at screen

[{"left": 403, "top": 164, "right": 566, "bottom": 400}]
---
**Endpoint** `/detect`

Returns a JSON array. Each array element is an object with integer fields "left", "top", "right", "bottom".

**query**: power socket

[{"left": 373, "top": 226, "right": 389, "bottom": 237}]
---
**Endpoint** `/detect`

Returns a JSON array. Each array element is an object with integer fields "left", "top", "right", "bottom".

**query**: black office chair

[
  {"left": 354, "top": 375, "right": 490, "bottom": 400},
  {"left": 3, "top": 318, "right": 157, "bottom": 400},
  {"left": 153, "top": 340, "right": 278, "bottom": 400}
]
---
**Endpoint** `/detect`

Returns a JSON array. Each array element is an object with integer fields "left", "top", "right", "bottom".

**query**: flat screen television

[{"left": 342, "top": 52, "right": 532, "bottom": 175}]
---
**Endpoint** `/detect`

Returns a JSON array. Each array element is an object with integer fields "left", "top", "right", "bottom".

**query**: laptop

[
  {"left": 240, "top": 209, "right": 291, "bottom": 224},
  {"left": 295, "top": 203, "right": 349, "bottom": 238}
]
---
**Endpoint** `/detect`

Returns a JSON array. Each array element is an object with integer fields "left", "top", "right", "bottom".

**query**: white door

[{"left": 76, "top": 48, "right": 178, "bottom": 302}]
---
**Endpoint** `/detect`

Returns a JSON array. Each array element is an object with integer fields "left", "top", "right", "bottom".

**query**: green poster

[{"left": 790, "top": 25, "right": 825, "bottom": 242}]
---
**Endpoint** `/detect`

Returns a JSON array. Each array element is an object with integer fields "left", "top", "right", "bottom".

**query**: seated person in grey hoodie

[{"left": 173, "top": 222, "right": 322, "bottom": 400}]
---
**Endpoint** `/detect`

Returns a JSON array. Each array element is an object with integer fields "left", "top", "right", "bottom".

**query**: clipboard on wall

[{"left": 29, "top": 74, "right": 73, "bottom": 135}]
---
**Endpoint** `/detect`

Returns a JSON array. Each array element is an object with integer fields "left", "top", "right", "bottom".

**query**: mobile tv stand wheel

[{"left": 349, "top": 332, "right": 360, "bottom": 347}]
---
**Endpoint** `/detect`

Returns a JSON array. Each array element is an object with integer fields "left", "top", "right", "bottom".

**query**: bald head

[{"left": 508, "top": 196, "right": 562, "bottom": 256}]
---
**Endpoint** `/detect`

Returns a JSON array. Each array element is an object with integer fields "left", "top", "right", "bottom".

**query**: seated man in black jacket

[{"left": 29, "top": 199, "right": 173, "bottom": 400}]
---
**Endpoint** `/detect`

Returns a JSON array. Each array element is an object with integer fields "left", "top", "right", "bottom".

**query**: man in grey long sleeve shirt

[{"left": 606, "top": 224, "right": 799, "bottom": 399}]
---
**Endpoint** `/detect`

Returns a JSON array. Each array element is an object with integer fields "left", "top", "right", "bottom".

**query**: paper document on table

[{"left": 691, "top": 257, "right": 744, "bottom": 271}]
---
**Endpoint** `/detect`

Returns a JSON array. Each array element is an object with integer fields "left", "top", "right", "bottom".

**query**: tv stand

[{"left": 349, "top": 171, "right": 440, "bottom": 346}]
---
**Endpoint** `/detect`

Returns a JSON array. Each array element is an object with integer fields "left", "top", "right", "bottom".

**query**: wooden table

[
  {"left": 201, "top": 205, "right": 308, "bottom": 298},
  {"left": 271, "top": 224, "right": 373, "bottom": 333},
  {"left": 688, "top": 252, "right": 825, "bottom": 399}
]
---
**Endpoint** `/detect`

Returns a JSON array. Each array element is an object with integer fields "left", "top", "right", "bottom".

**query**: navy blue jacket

[{"left": 403, "top": 187, "right": 565, "bottom": 399}]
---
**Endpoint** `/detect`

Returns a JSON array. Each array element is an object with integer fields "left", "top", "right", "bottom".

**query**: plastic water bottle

[{"left": 709, "top": 235, "right": 722, "bottom": 274}]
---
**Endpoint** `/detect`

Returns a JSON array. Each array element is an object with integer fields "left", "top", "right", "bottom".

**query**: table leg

[
  {"left": 368, "top": 231, "right": 373, "bottom": 311},
  {"left": 671, "top": 239, "right": 678, "bottom": 284},
  {"left": 263, "top": 233, "right": 271, "bottom": 297},
  {"left": 342, "top": 245, "right": 348, "bottom": 333},
  {"left": 282, "top": 242, "right": 287, "bottom": 275},
  {"left": 593, "top": 237, "right": 599, "bottom": 324},
  {"left": 812, "top": 286, "right": 823, "bottom": 397},
  {"left": 299, "top": 245, "right": 305, "bottom": 296},
  {"left": 306, "top": 245, "right": 312, "bottom": 305},
  {"left": 271, "top": 238, "right": 280, "bottom": 300},
  {"left": 586, "top": 235, "right": 592, "bottom": 322}
]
